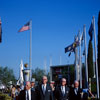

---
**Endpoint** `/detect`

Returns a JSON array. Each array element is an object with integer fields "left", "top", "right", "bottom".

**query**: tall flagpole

[
  {"left": 83, "top": 25, "right": 88, "bottom": 88},
  {"left": 74, "top": 35, "right": 79, "bottom": 81},
  {"left": 60, "top": 55, "right": 62, "bottom": 65},
  {"left": 50, "top": 55, "right": 52, "bottom": 66},
  {"left": 44, "top": 56, "right": 47, "bottom": 75},
  {"left": 79, "top": 30, "right": 82, "bottom": 88},
  {"left": 29, "top": 20, "right": 32, "bottom": 81},
  {"left": 93, "top": 16, "right": 99, "bottom": 99}
]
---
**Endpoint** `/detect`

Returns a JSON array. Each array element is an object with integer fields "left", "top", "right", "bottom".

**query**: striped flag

[
  {"left": 0, "top": 18, "right": 2, "bottom": 43},
  {"left": 18, "top": 21, "right": 30, "bottom": 32}
]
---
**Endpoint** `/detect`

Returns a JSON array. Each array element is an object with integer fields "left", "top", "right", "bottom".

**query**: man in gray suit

[
  {"left": 55, "top": 78, "right": 70, "bottom": 100},
  {"left": 37, "top": 76, "right": 54, "bottom": 100}
]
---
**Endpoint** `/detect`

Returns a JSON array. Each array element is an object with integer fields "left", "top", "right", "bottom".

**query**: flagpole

[
  {"left": 29, "top": 20, "right": 32, "bottom": 81},
  {"left": 50, "top": 55, "right": 52, "bottom": 66},
  {"left": 74, "top": 36, "right": 79, "bottom": 81},
  {"left": 83, "top": 25, "right": 88, "bottom": 88},
  {"left": 93, "top": 16, "right": 99, "bottom": 99},
  {"left": 79, "top": 30, "right": 82, "bottom": 88}
]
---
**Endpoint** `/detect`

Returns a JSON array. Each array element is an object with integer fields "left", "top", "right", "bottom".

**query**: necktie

[
  {"left": 27, "top": 90, "right": 29, "bottom": 100},
  {"left": 43, "top": 85, "right": 45, "bottom": 95},
  {"left": 62, "top": 87, "right": 65, "bottom": 96},
  {"left": 75, "top": 88, "right": 78, "bottom": 95}
]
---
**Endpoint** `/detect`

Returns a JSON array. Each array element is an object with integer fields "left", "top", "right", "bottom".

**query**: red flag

[
  {"left": 18, "top": 21, "right": 30, "bottom": 32},
  {"left": 0, "top": 18, "right": 2, "bottom": 43}
]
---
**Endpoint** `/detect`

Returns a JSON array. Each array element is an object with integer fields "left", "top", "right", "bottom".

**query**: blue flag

[
  {"left": 65, "top": 42, "right": 78, "bottom": 53},
  {"left": 88, "top": 20, "right": 94, "bottom": 41},
  {"left": 68, "top": 52, "right": 71, "bottom": 57}
]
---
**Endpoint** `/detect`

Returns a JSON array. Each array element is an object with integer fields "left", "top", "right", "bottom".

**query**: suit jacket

[
  {"left": 55, "top": 85, "right": 70, "bottom": 100},
  {"left": 18, "top": 89, "right": 37, "bottom": 100},
  {"left": 37, "top": 84, "right": 54, "bottom": 100},
  {"left": 69, "top": 87, "right": 82, "bottom": 100}
]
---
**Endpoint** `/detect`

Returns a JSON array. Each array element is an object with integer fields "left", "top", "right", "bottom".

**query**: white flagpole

[
  {"left": 79, "top": 30, "right": 82, "bottom": 88},
  {"left": 29, "top": 20, "right": 32, "bottom": 81},
  {"left": 44, "top": 56, "right": 47, "bottom": 75},
  {"left": 60, "top": 55, "right": 62, "bottom": 65},
  {"left": 20, "top": 60, "right": 24, "bottom": 84},
  {"left": 83, "top": 25, "right": 88, "bottom": 88},
  {"left": 74, "top": 35, "right": 79, "bottom": 81},
  {"left": 50, "top": 55, "right": 52, "bottom": 66},
  {"left": 93, "top": 16, "right": 99, "bottom": 99}
]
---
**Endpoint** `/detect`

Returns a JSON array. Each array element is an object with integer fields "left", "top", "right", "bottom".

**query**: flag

[
  {"left": 82, "top": 49, "right": 85, "bottom": 56},
  {"left": 81, "top": 32, "right": 84, "bottom": 41},
  {"left": 75, "top": 34, "right": 80, "bottom": 46},
  {"left": 0, "top": 18, "right": 2, "bottom": 43},
  {"left": 18, "top": 21, "right": 30, "bottom": 32},
  {"left": 88, "top": 20, "right": 94, "bottom": 41},
  {"left": 68, "top": 52, "right": 71, "bottom": 57},
  {"left": 65, "top": 43, "right": 74, "bottom": 53},
  {"left": 81, "top": 32, "right": 84, "bottom": 46},
  {"left": 65, "top": 42, "right": 77, "bottom": 53},
  {"left": 75, "top": 34, "right": 79, "bottom": 42}
]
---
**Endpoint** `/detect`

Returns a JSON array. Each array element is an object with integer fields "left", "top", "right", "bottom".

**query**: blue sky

[{"left": 0, "top": 0, "right": 100, "bottom": 78}]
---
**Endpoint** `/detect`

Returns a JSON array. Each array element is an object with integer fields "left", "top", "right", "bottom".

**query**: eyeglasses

[
  {"left": 43, "top": 79, "right": 47, "bottom": 80},
  {"left": 62, "top": 81, "right": 66, "bottom": 82}
]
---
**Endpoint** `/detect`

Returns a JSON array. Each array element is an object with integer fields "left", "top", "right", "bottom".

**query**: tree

[
  {"left": 0, "top": 66, "right": 16, "bottom": 86},
  {"left": 32, "top": 67, "right": 48, "bottom": 83},
  {"left": 69, "top": 65, "right": 75, "bottom": 85},
  {"left": 97, "top": 11, "right": 100, "bottom": 92},
  {"left": 87, "top": 40, "right": 94, "bottom": 79}
]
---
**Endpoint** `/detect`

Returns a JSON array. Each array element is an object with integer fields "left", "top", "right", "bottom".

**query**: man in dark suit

[
  {"left": 19, "top": 81, "right": 37, "bottom": 100},
  {"left": 70, "top": 80, "right": 82, "bottom": 100},
  {"left": 37, "top": 76, "right": 54, "bottom": 100},
  {"left": 31, "top": 78, "right": 35, "bottom": 91},
  {"left": 55, "top": 78, "right": 70, "bottom": 100}
]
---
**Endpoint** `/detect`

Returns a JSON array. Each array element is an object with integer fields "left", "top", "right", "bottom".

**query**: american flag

[{"left": 18, "top": 21, "right": 30, "bottom": 32}]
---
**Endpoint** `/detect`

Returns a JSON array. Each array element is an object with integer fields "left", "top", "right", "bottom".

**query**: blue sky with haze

[{"left": 0, "top": 0, "right": 100, "bottom": 78}]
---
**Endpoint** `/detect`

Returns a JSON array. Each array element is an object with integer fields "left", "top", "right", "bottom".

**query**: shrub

[{"left": 0, "top": 92, "right": 12, "bottom": 100}]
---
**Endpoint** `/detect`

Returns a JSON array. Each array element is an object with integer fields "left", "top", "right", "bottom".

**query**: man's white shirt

[
  {"left": 42, "top": 84, "right": 47, "bottom": 94},
  {"left": 61, "top": 86, "right": 65, "bottom": 94},
  {"left": 74, "top": 88, "right": 78, "bottom": 95},
  {"left": 26, "top": 89, "right": 31, "bottom": 100}
]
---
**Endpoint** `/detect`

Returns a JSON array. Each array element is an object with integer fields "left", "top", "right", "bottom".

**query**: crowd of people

[{"left": 10, "top": 76, "right": 95, "bottom": 100}]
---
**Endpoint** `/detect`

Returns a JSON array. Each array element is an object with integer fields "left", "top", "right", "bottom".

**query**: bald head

[
  {"left": 62, "top": 78, "right": 66, "bottom": 82},
  {"left": 74, "top": 80, "right": 79, "bottom": 88},
  {"left": 61, "top": 78, "right": 66, "bottom": 86},
  {"left": 43, "top": 76, "right": 47, "bottom": 79},
  {"left": 25, "top": 81, "right": 31, "bottom": 90},
  {"left": 42, "top": 76, "right": 48, "bottom": 84}
]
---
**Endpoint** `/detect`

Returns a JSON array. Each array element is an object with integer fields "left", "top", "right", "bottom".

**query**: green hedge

[{"left": 0, "top": 92, "right": 12, "bottom": 100}]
